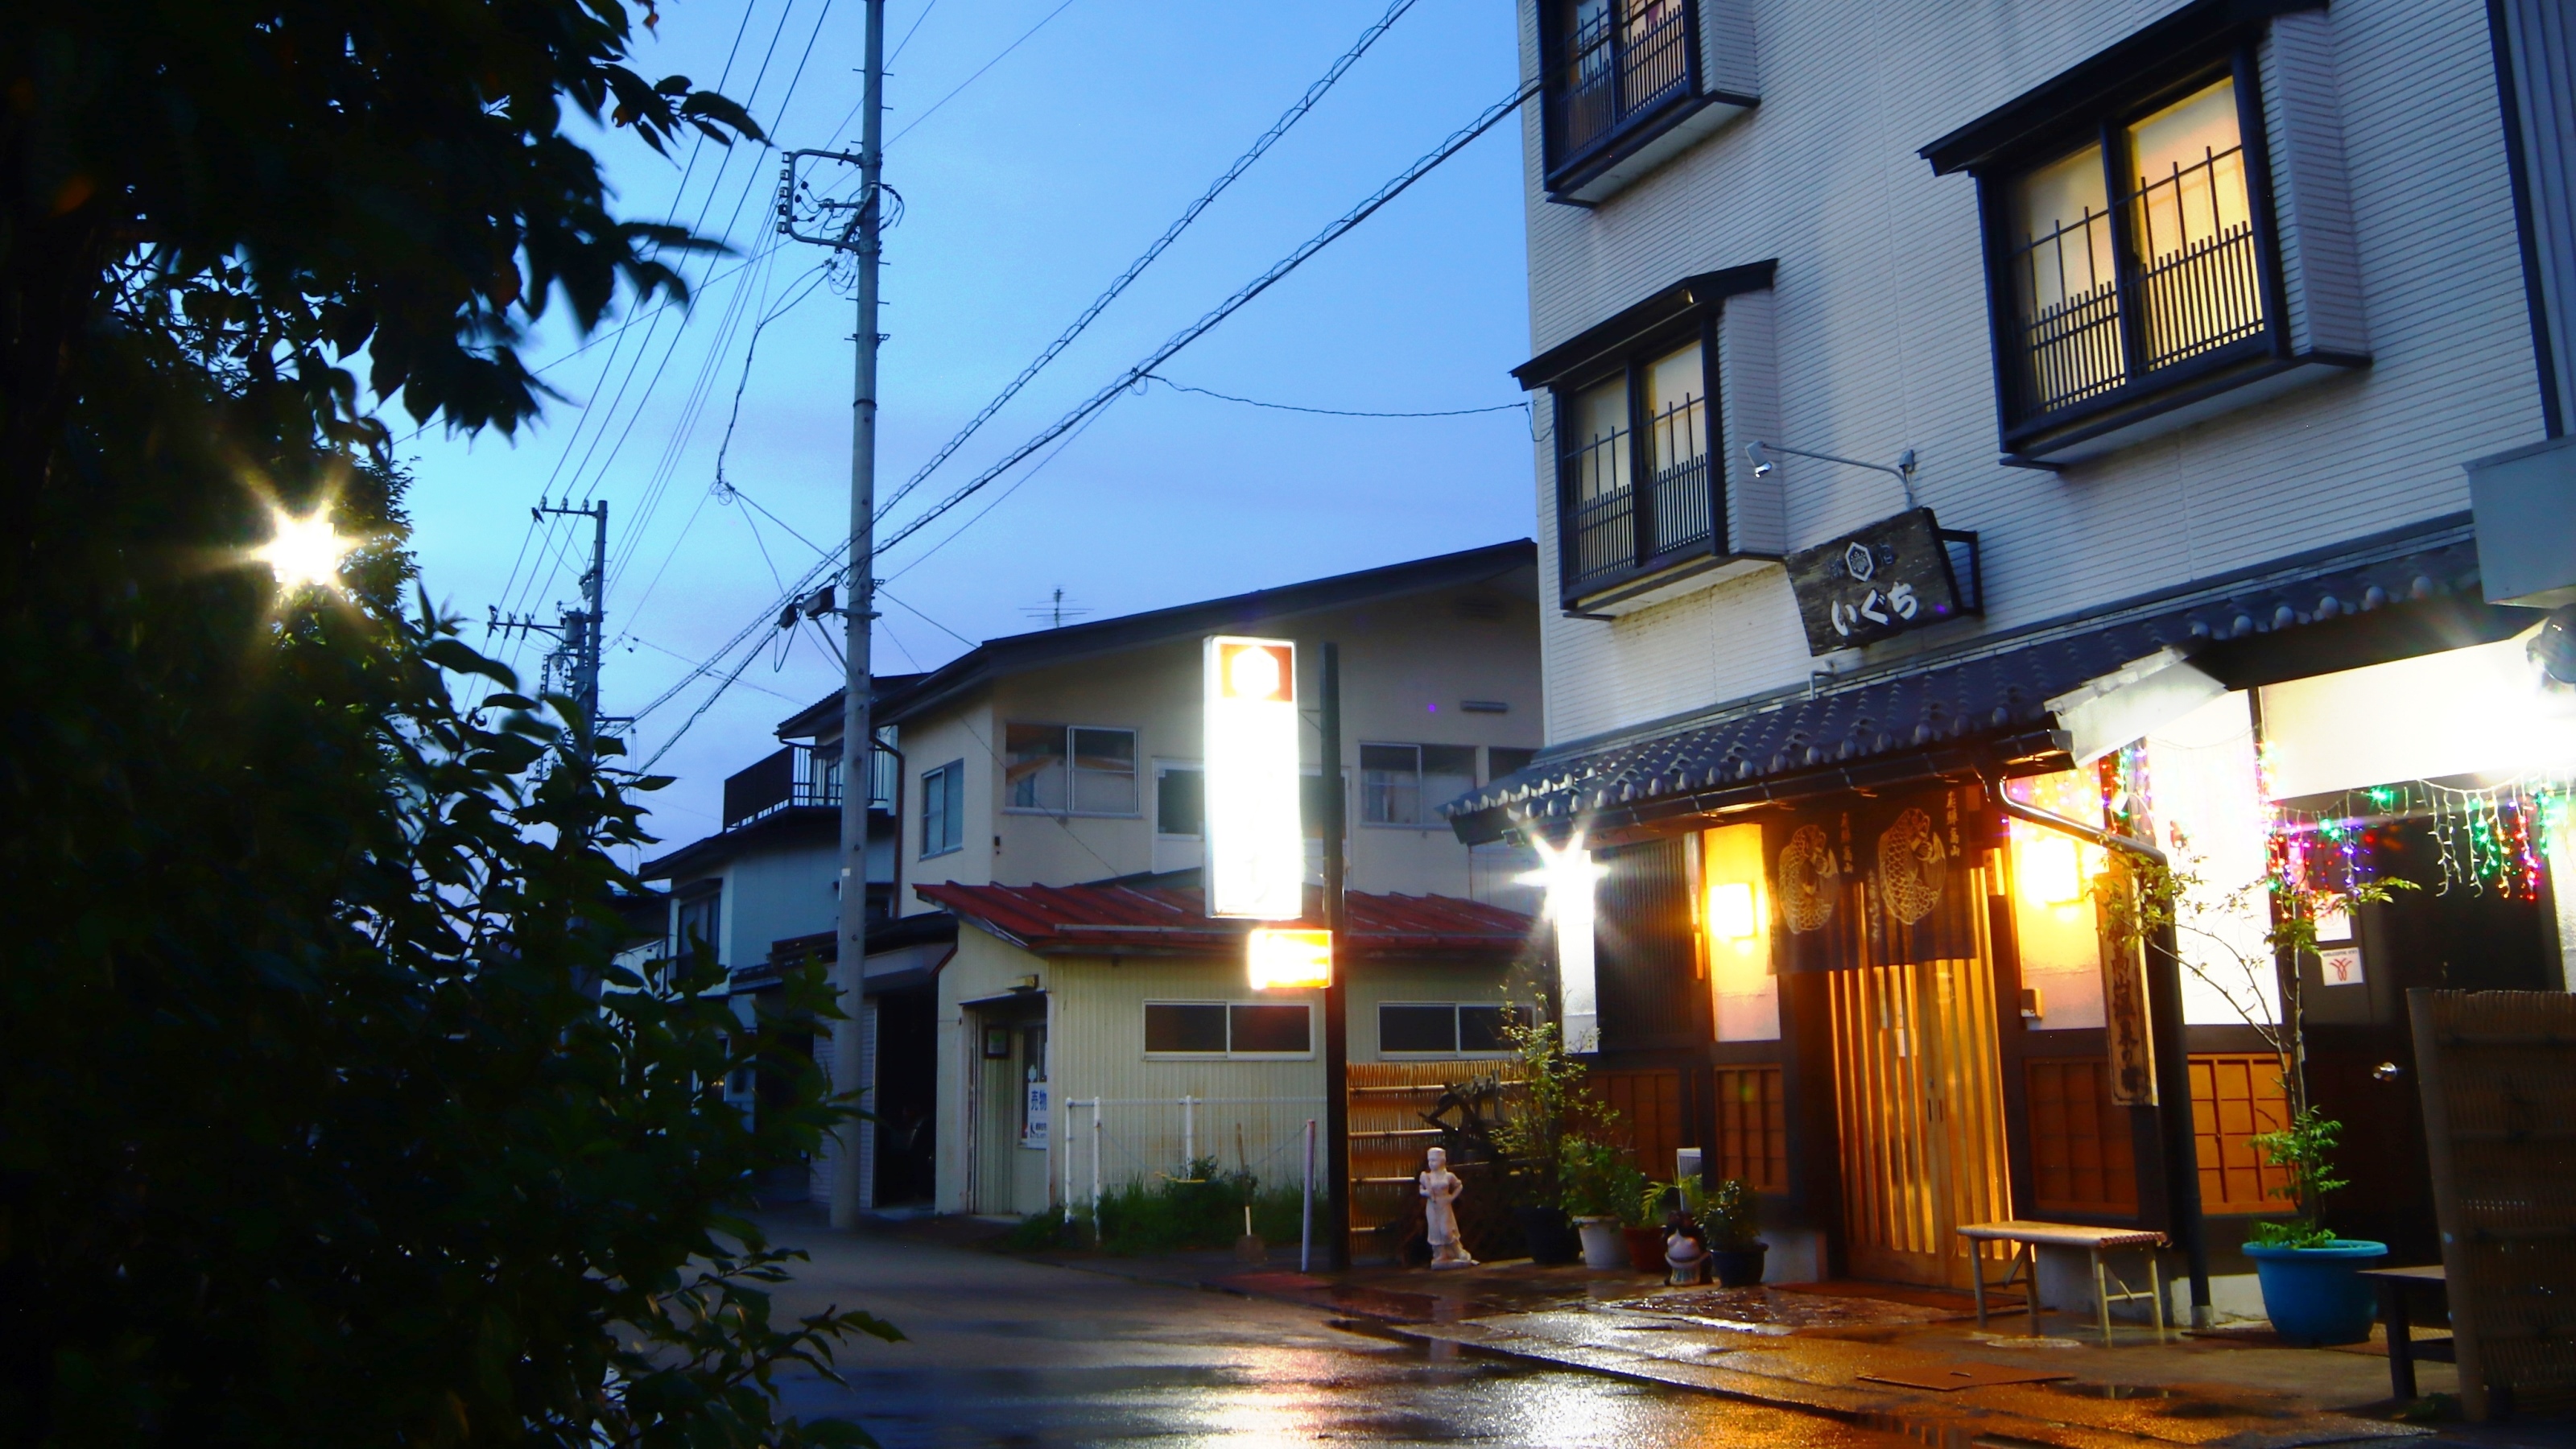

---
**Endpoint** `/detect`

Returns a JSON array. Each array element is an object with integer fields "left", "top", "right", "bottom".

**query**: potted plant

[
  {"left": 1561, "top": 1137, "right": 1645, "bottom": 1269},
  {"left": 1491, "top": 1014, "right": 1614, "bottom": 1265},
  {"left": 2241, "top": 1108, "right": 2385, "bottom": 1344},
  {"left": 1623, "top": 1177, "right": 1674, "bottom": 1272},
  {"left": 2107, "top": 835, "right": 2409, "bottom": 1338},
  {"left": 1701, "top": 1177, "right": 1767, "bottom": 1287}
]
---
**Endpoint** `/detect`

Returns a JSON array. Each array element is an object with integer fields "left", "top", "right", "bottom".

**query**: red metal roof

[{"left": 911, "top": 881, "right": 1538, "bottom": 960}]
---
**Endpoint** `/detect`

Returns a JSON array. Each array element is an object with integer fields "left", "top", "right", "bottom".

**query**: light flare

[{"left": 254, "top": 506, "right": 357, "bottom": 592}]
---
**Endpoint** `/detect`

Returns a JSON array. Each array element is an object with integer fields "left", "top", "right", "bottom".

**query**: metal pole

[
  {"left": 1183, "top": 1093, "right": 1195, "bottom": 1171},
  {"left": 827, "top": 0, "right": 886, "bottom": 1232},
  {"left": 1092, "top": 1100, "right": 1104, "bottom": 1225},
  {"left": 1302, "top": 1117, "right": 1317, "bottom": 1274},
  {"left": 1320, "top": 642, "right": 1351, "bottom": 1269}
]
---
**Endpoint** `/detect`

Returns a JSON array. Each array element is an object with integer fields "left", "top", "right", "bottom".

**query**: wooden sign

[{"left": 1785, "top": 508, "right": 1972, "bottom": 655}]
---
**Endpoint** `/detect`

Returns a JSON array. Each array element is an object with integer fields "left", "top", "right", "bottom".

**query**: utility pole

[
  {"left": 489, "top": 497, "right": 616, "bottom": 758},
  {"left": 1320, "top": 642, "right": 1351, "bottom": 1269},
  {"left": 776, "top": 0, "right": 887, "bottom": 1232}
]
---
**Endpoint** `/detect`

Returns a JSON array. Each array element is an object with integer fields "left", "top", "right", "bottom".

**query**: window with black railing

[
  {"left": 1548, "top": 0, "right": 1696, "bottom": 169},
  {"left": 1558, "top": 336, "right": 1715, "bottom": 602},
  {"left": 2000, "top": 75, "right": 2269, "bottom": 428}
]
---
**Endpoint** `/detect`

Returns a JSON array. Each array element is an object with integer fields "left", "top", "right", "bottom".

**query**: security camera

[
  {"left": 1747, "top": 440, "right": 1774, "bottom": 477},
  {"left": 2533, "top": 603, "right": 2576, "bottom": 687}
]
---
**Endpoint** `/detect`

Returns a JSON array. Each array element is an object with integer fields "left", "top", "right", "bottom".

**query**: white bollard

[
  {"left": 1091, "top": 1100, "right": 1104, "bottom": 1228},
  {"left": 1302, "top": 1117, "right": 1317, "bottom": 1275},
  {"left": 1181, "top": 1094, "right": 1195, "bottom": 1172}
]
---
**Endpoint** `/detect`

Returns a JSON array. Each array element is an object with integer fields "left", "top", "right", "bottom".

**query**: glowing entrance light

[
  {"left": 1707, "top": 880, "right": 1759, "bottom": 941},
  {"left": 2014, "top": 826, "right": 2089, "bottom": 906},
  {"left": 254, "top": 506, "right": 356, "bottom": 592},
  {"left": 1248, "top": 927, "right": 1334, "bottom": 991},
  {"left": 1204, "top": 635, "right": 1304, "bottom": 919},
  {"left": 1519, "top": 836, "right": 1606, "bottom": 1054}
]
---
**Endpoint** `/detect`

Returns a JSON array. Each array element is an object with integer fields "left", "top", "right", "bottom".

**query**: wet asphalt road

[{"left": 753, "top": 1217, "right": 1902, "bottom": 1449}]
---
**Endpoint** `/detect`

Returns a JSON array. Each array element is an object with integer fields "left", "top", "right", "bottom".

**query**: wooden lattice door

[{"left": 1828, "top": 944, "right": 2012, "bottom": 1287}]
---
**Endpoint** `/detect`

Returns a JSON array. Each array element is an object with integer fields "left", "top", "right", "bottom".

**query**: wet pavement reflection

[
  {"left": 757, "top": 1216, "right": 1915, "bottom": 1448},
  {"left": 778, "top": 1335, "right": 1915, "bottom": 1448}
]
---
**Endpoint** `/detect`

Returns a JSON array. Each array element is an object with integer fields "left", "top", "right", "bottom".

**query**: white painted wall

[
  {"left": 898, "top": 569, "right": 1546, "bottom": 912},
  {"left": 1515, "top": 0, "right": 2547, "bottom": 748}
]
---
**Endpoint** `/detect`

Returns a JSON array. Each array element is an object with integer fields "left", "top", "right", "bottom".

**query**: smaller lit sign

[
  {"left": 1248, "top": 927, "right": 1334, "bottom": 991},
  {"left": 1785, "top": 507, "right": 1977, "bottom": 656},
  {"left": 2319, "top": 945, "right": 2365, "bottom": 986}
]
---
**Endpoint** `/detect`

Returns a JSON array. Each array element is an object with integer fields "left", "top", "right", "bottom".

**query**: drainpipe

[
  {"left": 873, "top": 733, "right": 906, "bottom": 924},
  {"left": 1991, "top": 780, "right": 2213, "bottom": 1331}
]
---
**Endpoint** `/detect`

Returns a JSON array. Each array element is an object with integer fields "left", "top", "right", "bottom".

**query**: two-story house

[
  {"left": 762, "top": 541, "right": 1554, "bottom": 1225},
  {"left": 1445, "top": 0, "right": 2576, "bottom": 1321}
]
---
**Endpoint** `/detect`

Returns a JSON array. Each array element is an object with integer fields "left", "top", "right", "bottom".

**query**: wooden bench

[
  {"left": 2358, "top": 1265, "right": 2447, "bottom": 1401},
  {"left": 1958, "top": 1220, "right": 2169, "bottom": 1346}
]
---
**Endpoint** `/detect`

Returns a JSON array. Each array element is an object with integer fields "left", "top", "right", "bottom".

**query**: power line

[
  {"left": 871, "top": 0, "right": 1421, "bottom": 529},
  {"left": 884, "top": 0, "right": 1082, "bottom": 148},
  {"left": 873, "top": 75, "right": 1542, "bottom": 559},
  {"left": 623, "top": 77, "right": 1537, "bottom": 746},
  {"left": 1146, "top": 374, "right": 1528, "bottom": 419}
]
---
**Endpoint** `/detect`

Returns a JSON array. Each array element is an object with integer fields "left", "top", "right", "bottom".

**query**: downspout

[
  {"left": 874, "top": 733, "right": 906, "bottom": 923},
  {"left": 1990, "top": 778, "right": 2213, "bottom": 1331}
]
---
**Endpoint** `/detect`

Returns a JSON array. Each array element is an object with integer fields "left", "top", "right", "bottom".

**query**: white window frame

[
  {"left": 1141, "top": 998, "right": 1317, "bottom": 1061},
  {"left": 1001, "top": 722, "right": 1142, "bottom": 818},
  {"left": 919, "top": 758, "right": 965, "bottom": 858},
  {"left": 1358, "top": 741, "right": 1481, "bottom": 828},
  {"left": 1376, "top": 1001, "right": 1526, "bottom": 1059},
  {"left": 1153, "top": 758, "right": 1203, "bottom": 839}
]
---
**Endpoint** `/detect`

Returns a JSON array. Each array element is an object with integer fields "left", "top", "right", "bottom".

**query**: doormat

[
  {"left": 1616, "top": 1286, "right": 1969, "bottom": 1334},
  {"left": 1857, "top": 1361, "right": 2076, "bottom": 1391}
]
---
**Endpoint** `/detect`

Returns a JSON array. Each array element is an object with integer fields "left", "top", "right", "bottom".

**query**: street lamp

[
  {"left": 254, "top": 505, "right": 357, "bottom": 592},
  {"left": 1747, "top": 440, "right": 1920, "bottom": 510}
]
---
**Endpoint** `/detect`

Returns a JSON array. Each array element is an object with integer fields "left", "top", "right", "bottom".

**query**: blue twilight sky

[{"left": 398, "top": 0, "right": 1534, "bottom": 852}]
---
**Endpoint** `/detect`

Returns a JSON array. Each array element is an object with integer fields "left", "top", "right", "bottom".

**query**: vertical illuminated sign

[
  {"left": 1204, "top": 635, "right": 1304, "bottom": 919},
  {"left": 1523, "top": 841, "right": 1604, "bottom": 1054}
]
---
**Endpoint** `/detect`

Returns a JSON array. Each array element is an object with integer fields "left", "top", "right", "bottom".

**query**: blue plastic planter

[{"left": 2244, "top": 1239, "right": 2388, "bottom": 1345}]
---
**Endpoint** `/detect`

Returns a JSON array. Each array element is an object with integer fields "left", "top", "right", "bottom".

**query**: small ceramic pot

[{"left": 1575, "top": 1216, "right": 1626, "bottom": 1269}]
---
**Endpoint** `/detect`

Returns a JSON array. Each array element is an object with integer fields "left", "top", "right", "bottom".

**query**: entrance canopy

[{"left": 1446, "top": 517, "right": 2507, "bottom": 847}]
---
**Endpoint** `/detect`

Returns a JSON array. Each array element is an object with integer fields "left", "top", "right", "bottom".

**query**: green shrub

[{"left": 1071, "top": 1158, "right": 1327, "bottom": 1256}]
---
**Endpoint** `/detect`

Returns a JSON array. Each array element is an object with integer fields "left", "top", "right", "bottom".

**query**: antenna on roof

[{"left": 1020, "top": 587, "right": 1092, "bottom": 630}]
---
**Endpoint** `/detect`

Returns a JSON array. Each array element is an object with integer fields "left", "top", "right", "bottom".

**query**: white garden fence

[{"left": 1060, "top": 1096, "right": 1326, "bottom": 1261}]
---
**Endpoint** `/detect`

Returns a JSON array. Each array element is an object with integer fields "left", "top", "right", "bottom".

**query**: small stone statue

[
  {"left": 1664, "top": 1214, "right": 1708, "bottom": 1286},
  {"left": 1419, "top": 1147, "right": 1476, "bottom": 1269}
]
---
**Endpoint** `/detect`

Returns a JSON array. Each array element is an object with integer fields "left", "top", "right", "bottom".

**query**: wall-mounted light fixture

[
  {"left": 2017, "top": 829, "right": 2088, "bottom": 906},
  {"left": 1519, "top": 837, "right": 1604, "bottom": 1054},
  {"left": 1747, "top": 440, "right": 1920, "bottom": 510}
]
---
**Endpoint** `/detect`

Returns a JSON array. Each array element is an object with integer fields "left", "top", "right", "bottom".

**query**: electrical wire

[
  {"left": 871, "top": 0, "right": 1421, "bottom": 529},
  {"left": 871, "top": 75, "right": 1541, "bottom": 560},
  {"left": 623, "top": 77, "right": 1538, "bottom": 748},
  {"left": 885, "top": 0, "right": 1082, "bottom": 149},
  {"left": 1146, "top": 374, "right": 1528, "bottom": 419}
]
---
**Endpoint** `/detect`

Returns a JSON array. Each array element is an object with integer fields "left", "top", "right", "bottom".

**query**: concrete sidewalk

[{"left": 991, "top": 1228, "right": 2553, "bottom": 1449}]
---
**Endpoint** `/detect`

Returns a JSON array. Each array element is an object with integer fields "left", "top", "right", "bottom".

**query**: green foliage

[
  {"left": 1702, "top": 1179, "right": 1761, "bottom": 1250},
  {"left": 2248, "top": 1106, "right": 2350, "bottom": 1244},
  {"left": 1558, "top": 1137, "right": 1648, "bottom": 1224},
  {"left": 1488, "top": 1014, "right": 1618, "bottom": 1209},
  {"left": 4, "top": 0, "right": 766, "bottom": 451},
  {"left": 1075, "top": 1159, "right": 1317, "bottom": 1256},
  {"left": 1005, "top": 1207, "right": 1072, "bottom": 1253},
  {"left": 0, "top": 2, "right": 890, "bottom": 1439}
]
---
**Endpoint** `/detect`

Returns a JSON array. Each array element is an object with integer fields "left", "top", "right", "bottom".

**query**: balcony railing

[
  {"left": 1561, "top": 393, "right": 1714, "bottom": 601},
  {"left": 2008, "top": 145, "right": 2267, "bottom": 424},
  {"left": 721, "top": 740, "right": 899, "bottom": 831},
  {"left": 1549, "top": 1, "right": 1695, "bottom": 167}
]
